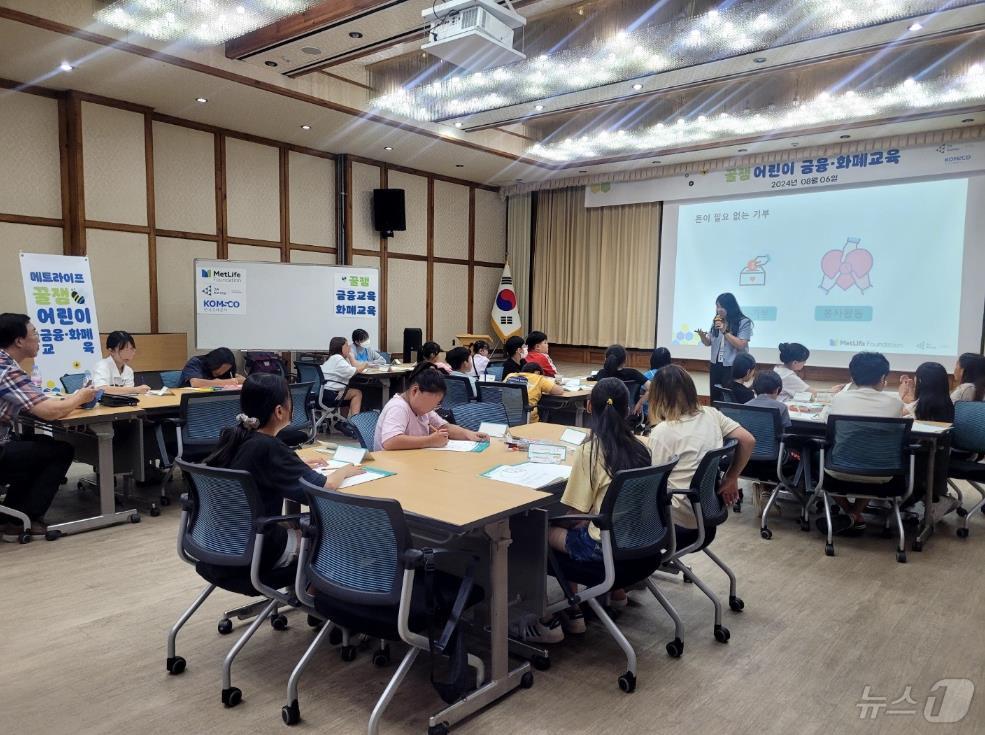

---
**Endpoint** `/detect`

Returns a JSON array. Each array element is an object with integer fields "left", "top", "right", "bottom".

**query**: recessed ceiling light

[
  {"left": 651, "top": 160, "right": 661, "bottom": 164},
  {"left": 632, "top": 83, "right": 643, "bottom": 90},
  {"left": 753, "top": 56, "right": 767, "bottom": 63},
  {"left": 59, "top": 61, "right": 74, "bottom": 72},
  {"left": 535, "top": 104, "right": 544, "bottom": 111},
  {"left": 515, "top": 178, "right": 524, "bottom": 182},
  {"left": 908, "top": 22, "right": 923, "bottom": 31},
  {"left": 264, "top": 60, "right": 278, "bottom": 67},
  {"left": 962, "top": 118, "right": 974, "bottom": 123},
  {"left": 791, "top": 142, "right": 799, "bottom": 147},
  {"left": 578, "top": 169, "right": 587, "bottom": 173},
  {"left": 195, "top": 97, "right": 207, "bottom": 103},
  {"left": 840, "top": 134, "right": 851, "bottom": 139},
  {"left": 301, "top": 46, "right": 322, "bottom": 55},
  {"left": 300, "top": 124, "right": 311, "bottom": 130},
  {"left": 235, "top": 5, "right": 246, "bottom": 14},
  {"left": 737, "top": 148, "right": 748, "bottom": 153},
  {"left": 384, "top": 146, "right": 393, "bottom": 151},
  {"left": 349, "top": 31, "right": 363, "bottom": 39},
  {"left": 455, "top": 164, "right": 464, "bottom": 168},
  {"left": 454, "top": 122, "right": 463, "bottom": 128}
]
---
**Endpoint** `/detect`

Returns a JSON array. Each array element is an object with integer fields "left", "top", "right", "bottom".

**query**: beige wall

[{"left": 1, "top": 87, "right": 504, "bottom": 365}]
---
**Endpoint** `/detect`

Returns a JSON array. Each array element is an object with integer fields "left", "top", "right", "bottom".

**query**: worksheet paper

[
  {"left": 560, "top": 428, "right": 588, "bottom": 445},
  {"left": 426, "top": 440, "right": 490, "bottom": 452},
  {"left": 482, "top": 462, "right": 572, "bottom": 489},
  {"left": 335, "top": 467, "right": 395, "bottom": 489}
]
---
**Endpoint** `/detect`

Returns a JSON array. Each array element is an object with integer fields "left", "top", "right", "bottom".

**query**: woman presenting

[{"left": 695, "top": 292, "right": 753, "bottom": 392}]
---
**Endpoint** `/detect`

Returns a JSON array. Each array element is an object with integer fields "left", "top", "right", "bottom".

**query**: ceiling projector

[{"left": 422, "top": 0, "right": 527, "bottom": 71}]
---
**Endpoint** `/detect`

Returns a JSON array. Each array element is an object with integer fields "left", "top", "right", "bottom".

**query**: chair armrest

[
  {"left": 550, "top": 512, "right": 610, "bottom": 530},
  {"left": 669, "top": 489, "right": 700, "bottom": 503},
  {"left": 300, "top": 517, "right": 319, "bottom": 539},
  {"left": 907, "top": 442, "right": 931, "bottom": 455},
  {"left": 179, "top": 493, "right": 193, "bottom": 512},
  {"left": 255, "top": 513, "right": 306, "bottom": 533},
  {"left": 401, "top": 547, "right": 480, "bottom": 570},
  {"left": 163, "top": 417, "right": 185, "bottom": 427}
]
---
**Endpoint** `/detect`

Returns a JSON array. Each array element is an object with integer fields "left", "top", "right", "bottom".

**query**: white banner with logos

[
  {"left": 196, "top": 264, "right": 247, "bottom": 315},
  {"left": 585, "top": 140, "right": 985, "bottom": 207},
  {"left": 19, "top": 252, "right": 101, "bottom": 391}
]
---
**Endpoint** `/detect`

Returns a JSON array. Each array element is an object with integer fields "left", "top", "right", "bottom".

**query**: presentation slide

[{"left": 657, "top": 176, "right": 985, "bottom": 371}]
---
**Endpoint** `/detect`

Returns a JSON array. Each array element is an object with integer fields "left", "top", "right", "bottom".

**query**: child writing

[
  {"left": 774, "top": 342, "right": 812, "bottom": 401},
  {"left": 374, "top": 363, "right": 487, "bottom": 450},
  {"left": 91, "top": 330, "right": 151, "bottom": 395}
]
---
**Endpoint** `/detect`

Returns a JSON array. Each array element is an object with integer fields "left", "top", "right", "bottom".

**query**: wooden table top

[{"left": 297, "top": 422, "right": 581, "bottom": 531}]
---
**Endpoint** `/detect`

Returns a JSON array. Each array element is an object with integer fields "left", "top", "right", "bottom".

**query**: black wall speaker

[{"left": 373, "top": 189, "right": 406, "bottom": 237}]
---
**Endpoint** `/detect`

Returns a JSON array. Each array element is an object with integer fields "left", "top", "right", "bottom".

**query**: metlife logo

[{"left": 200, "top": 267, "right": 244, "bottom": 282}]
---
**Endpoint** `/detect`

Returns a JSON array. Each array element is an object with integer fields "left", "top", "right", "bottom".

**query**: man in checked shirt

[{"left": 1, "top": 313, "right": 95, "bottom": 541}]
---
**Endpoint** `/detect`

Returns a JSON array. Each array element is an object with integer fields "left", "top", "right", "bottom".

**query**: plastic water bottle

[{"left": 31, "top": 364, "right": 43, "bottom": 390}]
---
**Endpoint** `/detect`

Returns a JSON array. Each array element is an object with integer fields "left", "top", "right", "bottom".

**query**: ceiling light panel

[
  {"left": 372, "top": 0, "right": 984, "bottom": 123},
  {"left": 528, "top": 63, "right": 985, "bottom": 162},
  {"left": 95, "top": 0, "right": 320, "bottom": 45}
]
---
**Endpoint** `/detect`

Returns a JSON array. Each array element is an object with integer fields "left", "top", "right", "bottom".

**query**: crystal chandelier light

[
  {"left": 371, "top": 0, "right": 984, "bottom": 123},
  {"left": 527, "top": 63, "right": 985, "bottom": 162},
  {"left": 95, "top": 0, "right": 319, "bottom": 45}
]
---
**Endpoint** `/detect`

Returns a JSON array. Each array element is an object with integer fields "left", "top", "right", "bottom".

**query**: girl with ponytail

[
  {"left": 206, "top": 373, "right": 362, "bottom": 569},
  {"left": 587, "top": 344, "right": 647, "bottom": 414}
]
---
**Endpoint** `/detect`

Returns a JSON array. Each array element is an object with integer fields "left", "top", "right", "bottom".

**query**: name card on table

[
  {"left": 479, "top": 422, "right": 509, "bottom": 438},
  {"left": 560, "top": 428, "right": 588, "bottom": 445},
  {"left": 528, "top": 443, "right": 567, "bottom": 464},
  {"left": 334, "top": 445, "right": 367, "bottom": 465}
]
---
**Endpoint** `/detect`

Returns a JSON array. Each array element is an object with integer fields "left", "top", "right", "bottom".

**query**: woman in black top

[
  {"left": 727, "top": 353, "right": 756, "bottom": 404},
  {"left": 206, "top": 373, "right": 360, "bottom": 569},
  {"left": 587, "top": 345, "right": 647, "bottom": 413},
  {"left": 501, "top": 335, "right": 526, "bottom": 381}
]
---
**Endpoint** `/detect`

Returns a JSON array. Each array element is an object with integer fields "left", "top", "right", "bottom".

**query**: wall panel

[
  {"left": 386, "top": 171, "right": 427, "bottom": 256},
  {"left": 157, "top": 236, "right": 216, "bottom": 356},
  {"left": 433, "top": 181, "right": 470, "bottom": 260},
  {"left": 473, "top": 266, "right": 502, "bottom": 339},
  {"left": 228, "top": 243, "right": 280, "bottom": 262},
  {"left": 153, "top": 121, "right": 216, "bottom": 234},
  {"left": 0, "top": 93, "right": 61, "bottom": 218},
  {"left": 290, "top": 248, "right": 336, "bottom": 265},
  {"left": 432, "top": 263, "right": 469, "bottom": 348},
  {"left": 474, "top": 188, "right": 507, "bottom": 263},
  {"left": 82, "top": 102, "right": 147, "bottom": 226},
  {"left": 289, "top": 151, "right": 335, "bottom": 247},
  {"left": 0, "top": 223, "right": 63, "bottom": 313},
  {"left": 351, "top": 161, "right": 381, "bottom": 251},
  {"left": 86, "top": 229, "right": 151, "bottom": 332},
  {"left": 386, "top": 259, "right": 427, "bottom": 352},
  {"left": 225, "top": 138, "right": 280, "bottom": 241}
]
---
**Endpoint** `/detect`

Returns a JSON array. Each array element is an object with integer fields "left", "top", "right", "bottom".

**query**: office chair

[
  {"left": 447, "top": 402, "right": 509, "bottom": 432},
  {"left": 60, "top": 373, "right": 86, "bottom": 393},
  {"left": 947, "top": 401, "right": 985, "bottom": 538},
  {"left": 295, "top": 361, "right": 350, "bottom": 436},
  {"left": 478, "top": 382, "right": 529, "bottom": 427},
  {"left": 278, "top": 381, "right": 315, "bottom": 447},
  {"left": 441, "top": 375, "right": 475, "bottom": 408},
  {"left": 344, "top": 410, "right": 381, "bottom": 450},
  {"left": 160, "top": 370, "right": 183, "bottom": 389}
]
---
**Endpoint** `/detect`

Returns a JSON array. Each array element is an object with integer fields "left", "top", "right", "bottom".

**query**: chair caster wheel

[
  {"left": 217, "top": 618, "right": 233, "bottom": 635},
  {"left": 18, "top": 531, "right": 31, "bottom": 544},
  {"left": 666, "top": 638, "right": 683, "bottom": 658},
  {"left": 271, "top": 614, "right": 288, "bottom": 631},
  {"left": 372, "top": 645, "right": 391, "bottom": 667},
  {"left": 531, "top": 654, "right": 551, "bottom": 671},
  {"left": 760, "top": 528, "right": 772, "bottom": 540},
  {"left": 306, "top": 614, "right": 322, "bottom": 629},
  {"left": 221, "top": 686, "right": 242, "bottom": 707},
  {"left": 129, "top": 513, "right": 141, "bottom": 523},
  {"left": 45, "top": 529, "right": 62, "bottom": 541},
  {"left": 328, "top": 627, "right": 343, "bottom": 646},
  {"left": 682, "top": 575, "right": 693, "bottom": 584},
  {"left": 150, "top": 504, "right": 160, "bottom": 518},
  {"left": 732, "top": 501, "right": 742, "bottom": 513},
  {"left": 729, "top": 596, "right": 744, "bottom": 612},
  {"left": 896, "top": 551, "right": 907, "bottom": 563},
  {"left": 282, "top": 700, "right": 300, "bottom": 726},
  {"left": 824, "top": 543, "right": 834, "bottom": 557},
  {"left": 799, "top": 519, "right": 811, "bottom": 532},
  {"left": 160, "top": 495, "right": 171, "bottom": 506},
  {"left": 166, "top": 656, "right": 186, "bottom": 675},
  {"left": 912, "top": 540, "right": 923, "bottom": 552},
  {"left": 956, "top": 507, "right": 968, "bottom": 517},
  {"left": 714, "top": 625, "right": 730, "bottom": 643},
  {"left": 520, "top": 671, "right": 534, "bottom": 689},
  {"left": 618, "top": 671, "right": 636, "bottom": 693},
  {"left": 957, "top": 527, "right": 969, "bottom": 539},
  {"left": 428, "top": 722, "right": 450, "bottom": 735},
  {"left": 340, "top": 645, "right": 357, "bottom": 662}
]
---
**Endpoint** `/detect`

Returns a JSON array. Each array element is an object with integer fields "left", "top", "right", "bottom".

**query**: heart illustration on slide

[{"left": 819, "top": 238, "right": 873, "bottom": 294}]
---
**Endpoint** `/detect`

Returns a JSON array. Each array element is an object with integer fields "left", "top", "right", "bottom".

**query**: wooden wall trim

[
  {"left": 0, "top": 75, "right": 60, "bottom": 98},
  {"left": 426, "top": 176, "right": 434, "bottom": 340},
  {"left": 215, "top": 134, "right": 228, "bottom": 259},
  {"left": 344, "top": 157, "right": 353, "bottom": 266},
  {"left": 77, "top": 91, "right": 153, "bottom": 115},
  {"left": 85, "top": 220, "right": 151, "bottom": 234},
  {"left": 379, "top": 164, "right": 388, "bottom": 352},
  {"left": 227, "top": 237, "right": 282, "bottom": 249},
  {"left": 290, "top": 243, "right": 337, "bottom": 253},
  {"left": 348, "top": 154, "right": 498, "bottom": 192},
  {"left": 152, "top": 112, "right": 336, "bottom": 160},
  {"left": 144, "top": 112, "right": 159, "bottom": 332},
  {"left": 279, "top": 146, "right": 290, "bottom": 263},
  {"left": 57, "top": 96, "right": 71, "bottom": 254},
  {"left": 0, "top": 213, "right": 63, "bottom": 228},
  {"left": 467, "top": 186, "right": 476, "bottom": 332},
  {"left": 64, "top": 92, "right": 86, "bottom": 255},
  {"left": 156, "top": 229, "right": 218, "bottom": 242}
]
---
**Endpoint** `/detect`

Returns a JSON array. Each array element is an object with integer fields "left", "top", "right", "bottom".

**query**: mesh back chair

[
  {"left": 346, "top": 410, "right": 381, "bottom": 450},
  {"left": 160, "top": 370, "right": 183, "bottom": 389},
  {"left": 166, "top": 460, "right": 300, "bottom": 706},
  {"left": 60, "top": 373, "right": 86, "bottom": 393},
  {"left": 948, "top": 401, "right": 985, "bottom": 538},
  {"left": 478, "top": 381, "right": 529, "bottom": 427},
  {"left": 159, "top": 391, "right": 243, "bottom": 506},
  {"left": 715, "top": 402, "right": 804, "bottom": 537},
  {"left": 278, "top": 381, "right": 315, "bottom": 447},
  {"left": 815, "top": 416, "right": 917, "bottom": 562},
  {"left": 379, "top": 351, "right": 391, "bottom": 363},
  {"left": 441, "top": 374, "right": 475, "bottom": 409},
  {"left": 295, "top": 361, "right": 350, "bottom": 436},
  {"left": 448, "top": 401, "right": 509, "bottom": 432},
  {"left": 710, "top": 384, "right": 734, "bottom": 403},
  {"left": 547, "top": 460, "right": 683, "bottom": 686},
  {"left": 282, "top": 481, "right": 485, "bottom": 730},
  {"left": 486, "top": 362, "right": 505, "bottom": 381},
  {"left": 660, "top": 441, "right": 743, "bottom": 648},
  {"left": 134, "top": 371, "right": 164, "bottom": 390}
]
